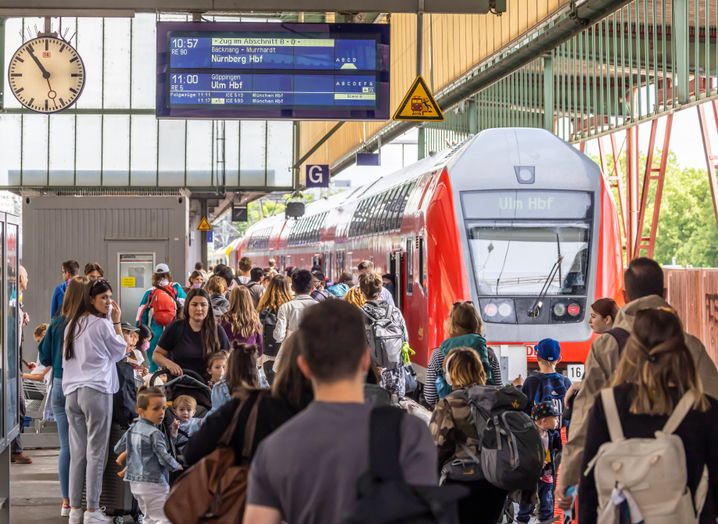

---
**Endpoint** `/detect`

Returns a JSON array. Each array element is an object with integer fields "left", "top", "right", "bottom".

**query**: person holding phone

[{"left": 62, "top": 279, "right": 128, "bottom": 524}]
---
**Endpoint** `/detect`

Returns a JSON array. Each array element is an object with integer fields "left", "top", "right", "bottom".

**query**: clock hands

[{"left": 27, "top": 47, "right": 51, "bottom": 79}]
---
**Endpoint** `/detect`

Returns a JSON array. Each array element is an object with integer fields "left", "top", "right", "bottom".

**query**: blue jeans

[
  {"left": 518, "top": 480, "right": 554, "bottom": 523},
  {"left": 51, "top": 378, "right": 70, "bottom": 500}
]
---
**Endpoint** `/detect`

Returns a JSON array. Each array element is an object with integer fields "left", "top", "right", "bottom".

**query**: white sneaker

[
  {"left": 83, "top": 508, "right": 113, "bottom": 523},
  {"left": 68, "top": 508, "right": 83, "bottom": 524},
  {"left": 61, "top": 504, "right": 72, "bottom": 517}
]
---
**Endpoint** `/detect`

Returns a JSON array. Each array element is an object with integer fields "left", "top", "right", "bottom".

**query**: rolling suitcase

[{"left": 82, "top": 422, "right": 141, "bottom": 523}]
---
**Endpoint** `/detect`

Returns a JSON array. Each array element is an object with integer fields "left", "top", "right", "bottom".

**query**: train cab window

[
  {"left": 468, "top": 223, "right": 590, "bottom": 296},
  {"left": 406, "top": 238, "right": 414, "bottom": 296}
]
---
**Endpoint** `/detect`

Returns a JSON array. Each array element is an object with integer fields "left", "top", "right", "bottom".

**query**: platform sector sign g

[
  {"left": 393, "top": 76, "right": 444, "bottom": 122},
  {"left": 306, "top": 165, "right": 330, "bottom": 188}
]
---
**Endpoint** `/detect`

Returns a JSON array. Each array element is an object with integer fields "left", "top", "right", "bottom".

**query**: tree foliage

[{"left": 652, "top": 155, "right": 718, "bottom": 267}]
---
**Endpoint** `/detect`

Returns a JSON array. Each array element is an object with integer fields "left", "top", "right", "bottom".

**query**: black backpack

[
  {"left": 451, "top": 385, "right": 543, "bottom": 492},
  {"left": 342, "top": 407, "right": 468, "bottom": 524},
  {"left": 260, "top": 309, "right": 279, "bottom": 357}
]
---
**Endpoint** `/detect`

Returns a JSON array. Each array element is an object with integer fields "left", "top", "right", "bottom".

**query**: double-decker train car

[{"left": 237, "top": 128, "right": 624, "bottom": 381}]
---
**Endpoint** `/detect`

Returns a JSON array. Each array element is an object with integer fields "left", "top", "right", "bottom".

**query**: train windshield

[
  {"left": 461, "top": 189, "right": 593, "bottom": 297},
  {"left": 467, "top": 222, "right": 590, "bottom": 296}
]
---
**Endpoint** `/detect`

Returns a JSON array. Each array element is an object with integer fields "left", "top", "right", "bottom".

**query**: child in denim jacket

[{"left": 114, "top": 386, "right": 182, "bottom": 524}]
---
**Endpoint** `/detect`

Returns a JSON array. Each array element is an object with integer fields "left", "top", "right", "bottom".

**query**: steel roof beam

[{"left": 0, "top": 0, "right": 501, "bottom": 15}]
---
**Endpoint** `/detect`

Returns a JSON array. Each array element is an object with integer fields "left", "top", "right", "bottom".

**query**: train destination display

[{"left": 156, "top": 23, "right": 390, "bottom": 120}]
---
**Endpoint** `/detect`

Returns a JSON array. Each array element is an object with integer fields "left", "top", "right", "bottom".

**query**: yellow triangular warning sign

[
  {"left": 197, "top": 216, "right": 212, "bottom": 232},
  {"left": 393, "top": 76, "right": 444, "bottom": 122}
]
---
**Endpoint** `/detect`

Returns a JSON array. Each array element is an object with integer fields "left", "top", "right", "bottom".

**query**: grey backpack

[{"left": 363, "top": 304, "right": 405, "bottom": 370}]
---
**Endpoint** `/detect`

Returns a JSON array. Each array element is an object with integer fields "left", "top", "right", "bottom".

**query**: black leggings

[{"left": 444, "top": 479, "right": 508, "bottom": 524}]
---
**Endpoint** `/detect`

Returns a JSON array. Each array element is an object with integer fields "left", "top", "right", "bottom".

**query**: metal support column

[
  {"left": 416, "top": 0, "right": 425, "bottom": 160},
  {"left": 673, "top": 0, "right": 689, "bottom": 104},
  {"left": 467, "top": 98, "right": 479, "bottom": 134},
  {"left": 634, "top": 114, "right": 673, "bottom": 258},
  {"left": 697, "top": 101, "right": 718, "bottom": 229},
  {"left": 543, "top": 55, "right": 554, "bottom": 132},
  {"left": 625, "top": 125, "right": 640, "bottom": 261}
]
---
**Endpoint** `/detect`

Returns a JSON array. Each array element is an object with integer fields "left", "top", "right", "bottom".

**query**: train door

[
  {"left": 389, "top": 251, "right": 404, "bottom": 311},
  {"left": 336, "top": 250, "right": 345, "bottom": 275},
  {"left": 312, "top": 254, "right": 322, "bottom": 270}
]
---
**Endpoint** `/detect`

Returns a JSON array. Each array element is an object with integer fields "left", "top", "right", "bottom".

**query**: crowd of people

[{"left": 15, "top": 254, "right": 718, "bottom": 524}]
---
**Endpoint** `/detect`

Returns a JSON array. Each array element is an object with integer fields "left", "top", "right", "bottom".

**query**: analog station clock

[{"left": 8, "top": 36, "right": 86, "bottom": 113}]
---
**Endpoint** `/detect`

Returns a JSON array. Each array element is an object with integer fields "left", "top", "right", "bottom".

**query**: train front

[{"left": 447, "top": 128, "right": 622, "bottom": 380}]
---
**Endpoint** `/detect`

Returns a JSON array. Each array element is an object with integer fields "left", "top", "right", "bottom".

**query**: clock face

[{"left": 8, "top": 37, "right": 86, "bottom": 113}]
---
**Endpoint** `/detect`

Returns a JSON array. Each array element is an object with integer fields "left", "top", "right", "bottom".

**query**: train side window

[
  {"left": 386, "top": 186, "right": 401, "bottom": 230},
  {"left": 374, "top": 191, "right": 390, "bottom": 233},
  {"left": 395, "top": 183, "right": 412, "bottom": 229},
  {"left": 406, "top": 238, "right": 414, "bottom": 296},
  {"left": 370, "top": 195, "right": 382, "bottom": 234},
  {"left": 365, "top": 196, "right": 376, "bottom": 235}
]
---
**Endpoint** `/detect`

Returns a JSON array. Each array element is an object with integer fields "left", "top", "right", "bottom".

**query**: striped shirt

[{"left": 424, "top": 346, "right": 503, "bottom": 407}]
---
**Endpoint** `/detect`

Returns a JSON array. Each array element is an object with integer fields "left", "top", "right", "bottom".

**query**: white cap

[{"left": 154, "top": 263, "right": 170, "bottom": 274}]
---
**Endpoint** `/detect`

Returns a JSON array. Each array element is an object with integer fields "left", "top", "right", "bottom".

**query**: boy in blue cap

[{"left": 521, "top": 338, "right": 572, "bottom": 424}]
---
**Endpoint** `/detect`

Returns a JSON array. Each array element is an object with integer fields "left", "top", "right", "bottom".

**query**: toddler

[
  {"left": 206, "top": 351, "right": 228, "bottom": 387},
  {"left": 173, "top": 395, "right": 199, "bottom": 447},
  {"left": 517, "top": 400, "right": 561, "bottom": 524},
  {"left": 114, "top": 386, "right": 182, "bottom": 524}
]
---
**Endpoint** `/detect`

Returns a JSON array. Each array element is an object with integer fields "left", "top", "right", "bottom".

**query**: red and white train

[{"left": 236, "top": 128, "right": 624, "bottom": 382}]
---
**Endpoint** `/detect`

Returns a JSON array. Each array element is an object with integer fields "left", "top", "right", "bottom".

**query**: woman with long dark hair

[
  {"left": 38, "top": 276, "right": 88, "bottom": 517},
  {"left": 152, "top": 288, "right": 230, "bottom": 378},
  {"left": 579, "top": 308, "right": 718, "bottom": 524},
  {"left": 62, "top": 279, "right": 128, "bottom": 523}
]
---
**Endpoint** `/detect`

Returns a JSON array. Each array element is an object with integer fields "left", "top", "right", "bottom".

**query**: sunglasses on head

[{"left": 453, "top": 301, "right": 473, "bottom": 307}]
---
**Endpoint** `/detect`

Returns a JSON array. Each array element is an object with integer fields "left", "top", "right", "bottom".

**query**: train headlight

[
  {"left": 567, "top": 303, "right": 582, "bottom": 317},
  {"left": 498, "top": 302, "right": 513, "bottom": 317},
  {"left": 514, "top": 165, "right": 536, "bottom": 185},
  {"left": 483, "top": 303, "right": 498, "bottom": 317},
  {"left": 553, "top": 303, "right": 567, "bottom": 317}
]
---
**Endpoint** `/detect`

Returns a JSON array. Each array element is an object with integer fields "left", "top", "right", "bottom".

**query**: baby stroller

[{"left": 149, "top": 368, "right": 212, "bottom": 473}]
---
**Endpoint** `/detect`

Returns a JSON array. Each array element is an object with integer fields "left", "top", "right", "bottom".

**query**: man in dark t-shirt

[{"left": 244, "top": 301, "right": 437, "bottom": 524}]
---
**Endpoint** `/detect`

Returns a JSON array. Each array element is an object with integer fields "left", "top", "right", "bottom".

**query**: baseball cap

[
  {"left": 532, "top": 400, "right": 559, "bottom": 421},
  {"left": 535, "top": 338, "right": 561, "bottom": 362},
  {"left": 121, "top": 322, "right": 139, "bottom": 332},
  {"left": 154, "top": 263, "right": 170, "bottom": 274}
]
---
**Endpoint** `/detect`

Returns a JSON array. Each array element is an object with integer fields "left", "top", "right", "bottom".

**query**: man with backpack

[
  {"left": 244, "top": 267, "right": 265, "bottom": 308},
  {"left": 557, "top": 257, "right": 718, "bottom": 509},
  {"left": 360, "top": 272, "right": 409, "bottom": 399},
  {"left": 243, "top": 300, "right": 438, "bottom": 524},
  {"left": 136, "top": 263, "right": 186, "bottom": 373},
  {"left": 310, "top": 270, "right": 332, "bottom": 302}
]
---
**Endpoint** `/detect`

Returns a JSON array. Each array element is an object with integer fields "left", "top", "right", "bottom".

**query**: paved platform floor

[{"left": 10, "top": 449, "right": 65, "bottom": 523}]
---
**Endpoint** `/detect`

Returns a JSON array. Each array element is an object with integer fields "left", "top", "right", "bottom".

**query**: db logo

[
  {"left": 526, "top": 345, "right": 536, "bottom": 358},
  {"left": 305, "top": 164, "right": 329, "bottom": 188}
]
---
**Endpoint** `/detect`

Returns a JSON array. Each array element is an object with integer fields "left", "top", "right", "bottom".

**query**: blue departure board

[{"left": 156, "top": 23, "right": 390, "bottom": 120}]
